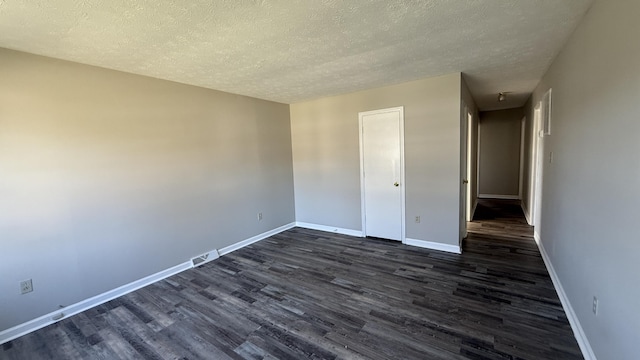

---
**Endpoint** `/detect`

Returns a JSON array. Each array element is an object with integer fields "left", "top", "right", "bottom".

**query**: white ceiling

[{"left": 0, "top": 0, "right": 593, "bottom": 110}]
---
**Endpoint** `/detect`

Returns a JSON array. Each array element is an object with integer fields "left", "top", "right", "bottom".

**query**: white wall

[
  {"left": 291, "top": 74, "right": 462, "bottom": 247},
  {"left": 0, "top": 48, "right": 295, "bottom": 332},
  {"left": 524, "top": 0, "right": 639, "bottom": 358},
  {"left": 478, "top": 108, "right": 524, "bottom": 197}
]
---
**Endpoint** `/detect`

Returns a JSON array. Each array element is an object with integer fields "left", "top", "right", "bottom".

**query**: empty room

[{"left": 0, "top": 1, "right": 637, "bottom": 359}]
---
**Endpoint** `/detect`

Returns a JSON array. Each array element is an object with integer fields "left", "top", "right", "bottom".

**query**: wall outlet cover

[{"left": 20, "top": 279, "right": 33, "bottom": 294}]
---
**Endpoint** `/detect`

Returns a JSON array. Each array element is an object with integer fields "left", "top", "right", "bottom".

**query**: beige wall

[
  {"left": 0, "top": 48, "right": 295, "bottom": 331},
  {"left": 523, "top": 0, "right": 639, "bottom": 358},
  {"left": 291, "top": 74, "right": 462, "bottom": 246},
  {"left": 478, "top": 108, "right": 523, "bottom": 197}
]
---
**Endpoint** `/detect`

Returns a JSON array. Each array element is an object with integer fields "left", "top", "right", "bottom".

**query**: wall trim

[
  {"left": 0, "top": 222, "right": 296, "bottom": 345},
  {"left": 535, "top": 233, "right": 597, "bottom": 360},
  {"left": 522, "top": 202, "right": 532, "bottom": 225},
  {"left": 295, "top": 222, "right": 363, "bottom": 237},
  {"left": 471, "top": 200, "right": 478, "bottom": 220},
  {"left": 0, "top": 262, "right": 191, "bottom": 345},
  {"left": 218, "top": 222, "right": 296, "bottom": 256},
  {"left": 294, "top": 226, "right": 462, "bottom": 255},
  {"left": 404, "top": 238, "right": 462, "bottom": 254},
  {"left": 518, "top": 116, "right": 526, "bottom": 200},
  {"left": 478, "top": 194, "right": 520, "bottom": 200}
]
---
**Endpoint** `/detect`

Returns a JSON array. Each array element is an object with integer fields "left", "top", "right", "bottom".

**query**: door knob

[
  {"left": 394, "top": 182, "right": 399, "bottom": 187},
  {"left": 463, "top": 179, "right": 469, "bottom": 184}
]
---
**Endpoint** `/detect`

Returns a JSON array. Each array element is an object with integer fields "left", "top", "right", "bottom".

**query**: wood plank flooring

[
  {"left": 1, "top": 202, "right": 582, "bottom": 359},
  {"left": 467, "top": 199, "right": 534, "bottom": 241}
]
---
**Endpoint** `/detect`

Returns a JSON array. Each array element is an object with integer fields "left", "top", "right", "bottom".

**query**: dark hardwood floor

[
  {"left": 1, "top": 202, "right": 582, "bottom": 359},
  {"left": 467, "top": 199, "right": 534, "bottom": 241}
]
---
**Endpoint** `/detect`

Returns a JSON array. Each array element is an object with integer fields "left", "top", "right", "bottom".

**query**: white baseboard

[
  {"left": 295, "top": 222, "right": 363, "bottom": 237},
  {"left": 294, "top": 225, "right": 462, "bottom": 255},
  {"left": 534, "top": 231, "right": 541, "bottom": 245},
  {"left": 535, "top": 235, "right": 597, "bottom": 360},
  {"left": 522, "top": 203, "right": 532, "bottom": 225},
  {"left": 0, "top": 222, "right": 296, "bottom": 345},
  {"left": 0, "top": 262, "right": 191, "bottom": 345},
  {"left": 218, "top": 222, "right": 296, "bottom": 256},
  {"left": 478, "top": 194, "right": 520, "bottom": 200},
  {"left": 404, "top": 238, "right": 462, "bottom": 254}
]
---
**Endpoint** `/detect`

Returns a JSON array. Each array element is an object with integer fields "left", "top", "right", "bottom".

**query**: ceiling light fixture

[{"left": 498, "top": 92, "right": 506, "bottom": 102}]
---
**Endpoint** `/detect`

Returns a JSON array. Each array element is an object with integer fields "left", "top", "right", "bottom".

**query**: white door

[{"left": 359, "top": 107, "right": 404, "bottom": 241}]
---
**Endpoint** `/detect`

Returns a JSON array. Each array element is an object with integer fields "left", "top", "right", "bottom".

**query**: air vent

[{"left": 191, "top": 250, "right": 220, "bottom": 267}]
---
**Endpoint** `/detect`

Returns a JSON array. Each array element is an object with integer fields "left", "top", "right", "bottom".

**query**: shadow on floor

[{"left": 467, "top": 198, "right": 533, "bottom": 240}]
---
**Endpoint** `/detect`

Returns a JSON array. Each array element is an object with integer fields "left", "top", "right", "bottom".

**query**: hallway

[
  {"left": 461, "top": 198, "right": 582, "bottom": 358},
  {"left": 467, "top": 199, "right": 533, "bottom": 241}
]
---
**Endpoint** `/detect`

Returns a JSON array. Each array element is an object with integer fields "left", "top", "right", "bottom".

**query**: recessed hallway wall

[{"left": 478, "top": 108, "right": 524, "bottom": 198}]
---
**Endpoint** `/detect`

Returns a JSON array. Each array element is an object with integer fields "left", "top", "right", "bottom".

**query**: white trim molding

[
  {"left": 478, "top": 194, "right": 520, "bottom": 200},
  {"left": 518, "top": 116, "right": 526, "bottom": 200},
  {"left": 218, "top": 222, "right": 296, "bottom": 256},
  {"left": 0, "top": 262, "right": 191, "bottom": 345},
  {"left": 522, "top": 202, "right": 532, "bottom": 225},
  {"left": 471, "top": 200, "right": 478, "bottom": 220},
  {"left": 535, "top": 235, "right": 597, "bottom": 360},
  {"left": 404, "top": 238, "right": 462, "bottom": 254},
  {"left": 0, "top": 222, "right": 296, "bottom": 345},
  {"left": 295, "top": 222, "right": 363, "bottom": 237}
]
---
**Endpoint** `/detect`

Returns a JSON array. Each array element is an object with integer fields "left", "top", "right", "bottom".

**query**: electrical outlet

[
  {"left": 20, "top": 279, "right": 33, "bottom": 294},
  {"left": 415, "top": 216, "right": 420, "bottom": 223},
  {"left": 258, "top": 212, "right": 263, "bottom": 221},
  {"left": 592, "top": 296, "right": 598, "bottom": 315}
]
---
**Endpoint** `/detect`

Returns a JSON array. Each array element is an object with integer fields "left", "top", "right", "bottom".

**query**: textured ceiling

[{"left": 0, "top": 0, "right": 593, "bottom": 110}]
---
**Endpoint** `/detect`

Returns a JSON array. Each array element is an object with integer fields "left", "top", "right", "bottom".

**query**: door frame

[
  {"left": 518, "top": 116, "right": 526, "bottom": 201},
  {"left": 358, "top": 106, "right": 406, "bottom": 242},
  {"left": 531, "top": 102, "right": 544, "bottom": 233},
  {"left": 460, "top": 105, "right": 470, "bottom": 244},
  {"left": 476, "top": 120, "right": 482, "bottom": 200},
  {"left": 466, "top": 110, "right": 473, "bottom": 222}
]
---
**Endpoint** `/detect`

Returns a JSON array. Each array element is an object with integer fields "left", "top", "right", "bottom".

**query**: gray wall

[
  {"left": 523, "top": 0, "right": 639, "bottom": 358},
  {"left": 478, "top": 108, "right": 523, "bottom": 197},
  {"left": 0, "top": 48, "right": 295, "bottom": 331},
  {"left": 290, "top": 74, "right": 462, "bottom": 246}
]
